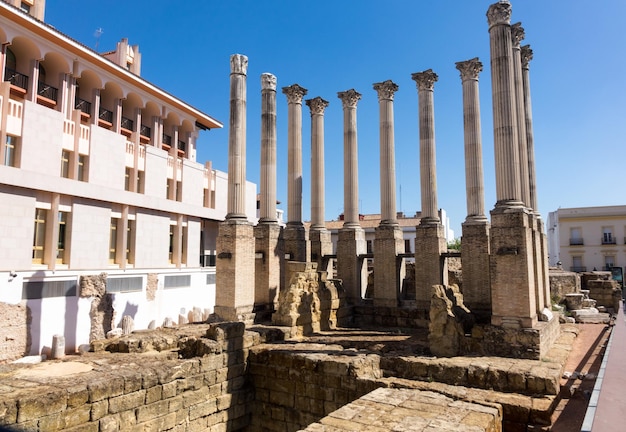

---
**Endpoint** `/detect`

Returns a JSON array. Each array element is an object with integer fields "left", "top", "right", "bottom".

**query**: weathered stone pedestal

[
  {"left": 254, "top": 222, "right": 283, "bottom": 316},
  {"left": 414, "top": 223, "right": 447, "bottom": 311},
  {"left": 310, "top": 228, "right": 333, "bottom": 274},
  {"left": 460, "top": 220, "right": 491, "bottom": 320},
  {"left": 489, "top": 206, "right": 537, "bottom": 329},
  {"left": 337, "top": 226, "right": 367, "bottom": 303},
  {"left": 215, "top": 220, "right": 255, "bottom": 324},
  {"left": 373, "top": 224, "right": 405, "bottom": 308},
  {"left": 283, "top": 223, "right": 309, "bottom": 263}
]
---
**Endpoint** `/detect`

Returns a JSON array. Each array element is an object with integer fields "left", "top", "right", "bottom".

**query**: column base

[
  {"left": 254, "top": 223, "right": 283, "bottom": 313},
  {"left": 337, "top": 226, "right": 367, "bottom": 303},
  {"left": 373, "top": 224, "right": 405, "bottom": 308},
  {"left": 283, "top": 222, "right": 309, "bottom": 262}
]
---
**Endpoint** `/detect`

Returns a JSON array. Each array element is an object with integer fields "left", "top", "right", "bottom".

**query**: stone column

[
  {"left": 522, "top": 45, "right": 552, "bottom": 315},
  {"left": 411, "top": 70, "right": 440, "bottom": 224},
  {"left": 456, "top": 58, "right": 491, "bottom": 319},
  {"left": 226, "top": 54, "right": 248, "bottom": 219},
  {"left": 306, "top": 96, "right": 333, "bottom": 272},
  {"left": 487, "top": 3, "right": 542, "bottom": 332},
  {"left": 337, "top": 89, "right": 367, "bottom": 302},
  {"left": 411, "top": 70, "right": 448, "bottom": 311},
  {"left": 215, "top": 54, "right": 255, "bottom": 324},
  {"left": 373, "top": 80, "right": 405, "bottom": 307},
  {"left": 282, "top": 84, "right": 309, "bottom": 262},
  {"left": 487, "top": 0, "right": 522, "bottom": 207},
  {"left": 259, "top": 73, "right": 278, "bottom": 224},
  {"left": 521, "top": 45, "right": 538, "bottom": 213},
  {"left": 512, "top": 23, "right": 531, "bottom": 208},
  {"left": 254, "top": 73, "right": 283, "bottom": 317}
]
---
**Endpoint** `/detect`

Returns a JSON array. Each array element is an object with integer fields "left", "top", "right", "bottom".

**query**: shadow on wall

[{"left": 116, "top": 301, "right": 139, "bottom": 328}]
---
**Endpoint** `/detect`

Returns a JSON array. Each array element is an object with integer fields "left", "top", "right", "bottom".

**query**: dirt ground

[{"left": 551, "top": 323, "right": 611, "bottom": 432}]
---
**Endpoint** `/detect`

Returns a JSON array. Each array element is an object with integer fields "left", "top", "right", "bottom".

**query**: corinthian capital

[
  {"left": 337, "top": 89, "right": 362, "bottom": 109},
  {"left": 373, "top": 80, "right": 399, "bottom": 101},
  {"left": 261, "top": 73, "right": 277, "bottom": 91},
  {"left": 230, "top": 54, "right": 248, "bottom": 75},
  {"left": 411, "top": 69, "right": 438, "bottom": 91},
  {"left": 521, "top": 45, "right": 534, "bottom": 69},
  {"left": 282, "top": 84, "right": 308, "bottom": 104},
  {"left": 305, "top": 97, "right": 329, "bottom": 115},
  {"left": 487, "top": 1, "right": 511, "bottom": 28},
  {"left": 455, "top": 58, "right": 483, "bottom": 81},
  {"left": 511, "top": 22, "right": 525, "bottom": 48}
]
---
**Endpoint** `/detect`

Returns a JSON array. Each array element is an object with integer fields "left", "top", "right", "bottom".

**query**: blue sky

[{"left": 46, "top": 1, "right": 626, "bottom": 236}]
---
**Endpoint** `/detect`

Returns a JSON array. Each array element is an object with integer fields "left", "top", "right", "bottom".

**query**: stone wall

[
  {"left": 0, "top": 302, "right": 31, "bottom": 363},
  {"left": 587, "top": 279, "right": 621, "bottom": 311},
  {"left": 549, "top": 269, "right": 580, "bottom": 302},
  {"left": 0, "top": 322, "right": 271, "bottom": 432}
]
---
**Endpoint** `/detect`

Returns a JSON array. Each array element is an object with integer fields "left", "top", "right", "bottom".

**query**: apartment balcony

[
  {"left": 601, "top": 238, "right": 617, "bottom": 245},
  {"left": 37, "top": 81, "right": 58, "bottom": 107},
  {"left": 569, "top": 238, "right": 584, "bottom": 246},
  {"left": 75, "top": 97, "right": 91, "bottom": 121},
  {"left": 0, "top": 96, "right": 24, "bottom": 136},
  {"left": 98, "top": 107, "right": 113, "bottom": 128},
  {"left": 4, "top": 68, "right": 28, "bottom": 93},
  {"left": 570, "top": 266, "right": 587, "bottom": 272},
  {"left": 139, "top": 124, "right": 151, "bottom": 143},
  {"left": 125, "top": 141, "right": 146, "bottom": 170}
]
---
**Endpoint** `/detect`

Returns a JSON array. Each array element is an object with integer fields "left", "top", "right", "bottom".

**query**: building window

[
  {"left": 20, "top": 2, "right": 31, "bottom": 14},
  {"left": 126, "top": 219, "right": 135, "bottom": 264},
  {"left": 176, "top": 181, "right": 182, "bottom": 201},
  {"left": 366, "top": 240, "right": 373, "bottom": 254},
  {"left": 56, "top": 211, "right": 68, "bottom": 263},
  {"left": 78, "top": 155, "right": 87, "bottom": 181},
  {"left": 136, "top": 171, "right": 144, "bottom": 193},
  {"left": 109, "top": 219, "right": 117, "bottom": 264},
  {"left": 4, "top": 135, "right": 19, "bottom": 167},
  {"left": 571, "top": 256, "right": 585, "bottom": 272},
  {"left": 602, "top": 227, "right": 615, "bottom": 245},
  {"left": 61, "top": 150, "right": 70, "bottom": 178},
  {"left": 604, "top": 255, "right": 615, "bottom": 270},
  {"left": 169, "top": 224, "right": 174, "bottom": 263},
  {"left": 569, "top": 227, "right": 583, "bottom": 245},
  {"left": 32, "top": 208, "right": 46, "bottom": 264},
  {"left": 404, "top": 239, "right": 412, "bottom": 254},
  {"left": 125, "top": 168, "right": 131, "bottom": 191}
]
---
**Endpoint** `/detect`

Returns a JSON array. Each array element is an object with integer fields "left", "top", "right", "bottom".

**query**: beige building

[
  {"left": 0, "top": 0, "right": 256, "bottom": 355},
  {"left": 547, "top": 205, "right": 626, "bottom": 273}
]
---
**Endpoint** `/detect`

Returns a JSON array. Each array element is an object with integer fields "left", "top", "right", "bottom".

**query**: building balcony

[
  {"left": 4, "top": 68, "right": 28, "bottom": 92},
  {"left": 37, "top": 81, "right": 58, "bottom": 104},
  {"left": 75, "top": 97, "right": 92, "bottom": 119},
  {"left": 601, "top": 238, "right": 617, "bottom": 245},
  {"left": 569, "top": 238, "right": 584, "bottom": 246},
  {"left": 570, "top": 266, "right": 587, "bottom": 272},
  {"left": 98, "top": 107, "right": 113, "bottom": 127}
]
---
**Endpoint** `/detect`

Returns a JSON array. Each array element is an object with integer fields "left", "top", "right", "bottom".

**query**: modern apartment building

[
  {"left": 0, "top": 0, "right": 256, "bottom": 355},
  {"left": 547, "top": 205, "right": 626, "bottom": 275}
]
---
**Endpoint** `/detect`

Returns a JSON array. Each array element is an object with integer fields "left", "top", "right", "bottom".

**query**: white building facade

[
  {"left": 0, "top": 0, "right": 256, "bottom": 356},
  {"left": 547, "top": 205, "right": 626, "bottom": 273}
]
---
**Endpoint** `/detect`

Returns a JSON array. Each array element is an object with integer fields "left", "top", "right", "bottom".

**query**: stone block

[
  {"left": 98, "top": 414, "right": 119, "bottom": 432},
  {"left": 88, "top": 377, "right": 124, "bottom": 402},
  {"left": 108, "top": 390, "right": 145, "bottom": 414},
  {"left": 142, "top": 412, "right": 177, "bottom": 432},
  {"left": 136, "top": 400, "right": 169, "bottom": 423},
  {"left": 17, "top": 389, "right": 67, "bottom": 422},
  {"left": 189, "top": 399, "right": 218, "bottom": 420},
  {"left": 63, "top": 405, "right": 92, "bottom": 429},
  {"left": 161, "top": 381, "right": 178, "bottom": 400},
  {"left": 144, "top": 385, "right": 162, "bottom": 404},
  {"left": 90, "top": 400, "right": 108, "bottom": 421}
]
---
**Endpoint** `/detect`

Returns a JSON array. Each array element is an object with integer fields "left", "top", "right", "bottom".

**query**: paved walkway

[{"left": 582, "top": 300, "right": 626, "bottom": 431}]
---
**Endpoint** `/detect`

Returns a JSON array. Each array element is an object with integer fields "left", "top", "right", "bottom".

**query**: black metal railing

[
  {"left": 4, "top": 68, "right": 28, "bottom": 90},
  {"left": 178, "top": 141, "right": 186, "bottom": 152},
  {"left": 75, "top": 97, "right": 92, "bottom": 114},
  {"left": 99, "top": 107, "right": 113, "bottom": 123},
  {"left": 603, "top": 266, "right": 614, "bottom": 271},
  {"left": 569, "top": 238, "right": 584, "bottom": 246},
  {"left": 570, "top": 266, "right": 587, "bottom": 272},
  {"left": 37, "top": 81, "right": 58, "bottom": 102},
  {"left": 601, "top": 238, "right": 616, "bottom": 245},
  {"left": 162, "top": 134, "right": 172, "bottom": 146},
  {"left": 120, "top": 116, "right": 134, "bottom": 131},
  {"left": 140, "top": 124, "right": 151, "bottom": 138}
]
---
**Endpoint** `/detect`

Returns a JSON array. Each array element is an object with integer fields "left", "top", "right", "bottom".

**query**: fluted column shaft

[
  {"left": 374, "top": 80, "right": 399, "bottom": 225},
  {"left": 338, "top": 89, "right": 362, "bottom": 227},
  {"left": 282, "top": 84, "right": 308, "bottom": 225},
  {"left": 521, "top": 45, "right": 538, "bottom": 212},
  {"left": 259, "top": 73, "right": 277, "bottom": 223},
  {"left": 411, "top": 70, "right": 439, "bottom": 223},
  {"left": 306, "top": 97, "right": 329, "bottom": 230},
  {"left": 456, "top": 58, "right": 487, "bottom": 221},
  {"left": 512, "top": 23, "right": 531, "bottom": 208},
  {"left": 227, "top": 54, "right": 248, "bottom": 219},
  {"left": 487, "top": 1, "right": 522, "bottom": 206}
]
